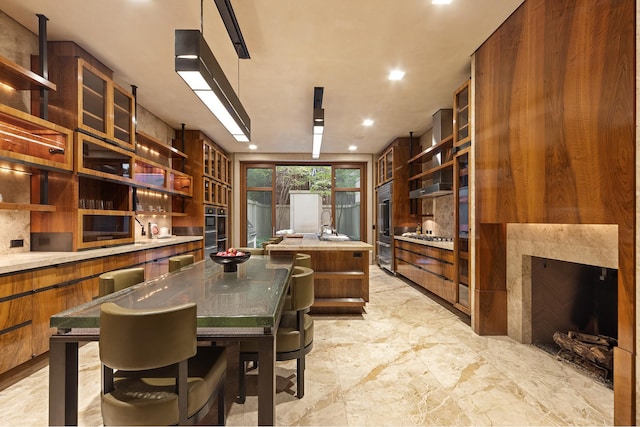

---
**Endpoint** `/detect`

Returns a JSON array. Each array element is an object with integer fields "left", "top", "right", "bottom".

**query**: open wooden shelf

[
  {"left": 0, "top": 202, "right": 56, "bottom": 212},
  {"left": 136, "top": 211, "right": 188, "bottom": 217},
  {"left": 0, "top": 55, "right": 56, "bottom": 91},
  {"left": 408, "top": 135, "right": 453, "bottom": 163},
  {"left": 137, "top": 131, "right": 188, "bottom": 160},
  {"left": 408, "top": 159, "right": 454, "bottom": 181}
]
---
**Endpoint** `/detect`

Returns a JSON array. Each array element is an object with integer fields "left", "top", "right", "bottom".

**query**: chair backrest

[
  {"left": 98, "top": 267, "right": 145, "bottom": 297},
  {"left": 99, "top": 302, "right": 197, "bottom": 371},
  {"left": 168, "top": 254, "right": 195, "bottom": 272},
  {"left": 289, "top": 266, "right": 314, "bottom": 311},
  {"left": 236, "top": 247, "right": 264, "bottom": 255},
  {"left": 295, "top": 253, "right": 312, "bottom": 268}
]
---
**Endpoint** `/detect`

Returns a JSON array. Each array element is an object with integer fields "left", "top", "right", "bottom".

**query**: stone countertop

[
  {"left": 394, "top": 235, "right": 454, "bottom": 251},
  {"left": 0, "top": 236, "right": 203, "bottom": 275},
  {"left": 266, "top": 234, "right": 374, "bottom": 251}
]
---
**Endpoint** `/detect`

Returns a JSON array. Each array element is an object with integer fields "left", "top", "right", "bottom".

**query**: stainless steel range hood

[{"left": 410, "top": 181, "right": 453, "bottom": 198}]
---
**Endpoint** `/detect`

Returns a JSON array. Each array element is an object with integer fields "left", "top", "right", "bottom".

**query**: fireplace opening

[{"left": 531, "top": 257, "right": 617, "bottom": 387}]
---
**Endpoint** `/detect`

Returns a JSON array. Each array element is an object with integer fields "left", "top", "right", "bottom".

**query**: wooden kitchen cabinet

[
  {"left": 47, "top": 54, "right": 135, "bottom": 149},
  {"left": 395, "top": 238, "right": 456, "bottom": 303},
  {"left": 173, "top": 130, "right": 231, "bottom": 246},
  {"left": 454, "top": 148, "right": 470, "bottom": 313},
  {"left": 375, "top": 146, "right": 394, "bottom": 187},
  {"left": 0, "top": 103, "right": 72, "bottom": 173},
  {"left": 453, "top": 79, "right": 470, "bottom": 148},
  {"left": 0, "top": 240, "right": 202, "bottom": 376},
  {"left": 453, "top": 78, "right": 472, "bottom": 314}
]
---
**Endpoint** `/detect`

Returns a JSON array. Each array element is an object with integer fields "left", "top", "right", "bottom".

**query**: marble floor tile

[{"left": 0, "top": 266, "right": 613, "bottom": 426}]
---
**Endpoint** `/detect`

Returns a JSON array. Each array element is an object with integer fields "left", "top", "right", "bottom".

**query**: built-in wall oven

[
  {"left": 204, "top": 206, "right": 228, "bottom": 255},
  {"left": 204, "top": 206, "right": 217, "bottom": 256},
  {"left": 376, "top": 182, "right": 393, "bottom": 272},
  {"left": 216, "top": 207, "right": 227, "bottom": 252}
]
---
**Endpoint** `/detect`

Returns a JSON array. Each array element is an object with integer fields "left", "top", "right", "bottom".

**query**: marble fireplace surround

[{"left": 506, "top": 223, "right": 619, "bottom": 344}]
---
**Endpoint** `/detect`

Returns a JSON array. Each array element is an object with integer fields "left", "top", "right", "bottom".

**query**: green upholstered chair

[
  {"left": 98, "top": 267, "right": 145, "bottom": 297},
  {"left": 238, "top": 266, "right": 314, "bottom": 403},
  {"left": 235, "top": 247, "right": 264, "bottom": 255},
  {"left": 99, "top": 302, "right": 227, "bottom": 426},
  {"left": 295, "top": 253, "right": 312, "bottom": 269},
  {"left": 169, "top": 254, "right": 195, "bottom": 273},
  {"left": 261, "top": 237, "right": 281, "bottom": 251}
]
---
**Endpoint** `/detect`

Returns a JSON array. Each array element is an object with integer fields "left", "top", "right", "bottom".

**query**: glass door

[
  {"left": 244, "top": 166, "right": 274, "bottom": 248},
  {"left": 334, "top": 167, "right": 362, "bottom": 240}
]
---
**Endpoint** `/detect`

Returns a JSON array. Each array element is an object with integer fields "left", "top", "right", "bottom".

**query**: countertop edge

[
  {"left": 394, "top": 236, "right": 454, "bottom": 251},
  {"left": 266, "top": 239, "right": 374, "bottom": 251},
  {"left": 0, "top": 236, "right": 203, "bottom": 275}
]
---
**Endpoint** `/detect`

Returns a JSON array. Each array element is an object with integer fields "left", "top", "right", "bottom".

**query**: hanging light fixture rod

[{"left": 213, "top": 0, "right": 250, "bottom": 59}]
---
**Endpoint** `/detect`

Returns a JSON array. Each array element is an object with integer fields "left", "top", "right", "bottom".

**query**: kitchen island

[{"left": 266, "top": 234, "right": 374, "bottom": 313}]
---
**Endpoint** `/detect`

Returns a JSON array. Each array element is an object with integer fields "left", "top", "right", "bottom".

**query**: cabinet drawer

[
  {"left": 395, "top": 245, "right": 454, "bottom": 280},
  {"left": 0, "top": 271, "right": 31, "bottom": 298},
  {"left": 0, "top": 323, "right": 33, "bottom": 374},
  {"left": 396, "top": 261, "right": 456, "bottom": 303}
]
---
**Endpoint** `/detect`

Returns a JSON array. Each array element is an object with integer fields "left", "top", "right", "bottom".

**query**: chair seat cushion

[
  {"left": 102, "top": 346, "right": 226, "bottom": 426},
  {"left": 239, "top": 314, "right": 313, "bottom": 355}
]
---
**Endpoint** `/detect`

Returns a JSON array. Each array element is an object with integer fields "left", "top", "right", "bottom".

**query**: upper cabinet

[
  {"left": 0, "top": 103, "right": 72, "bottom": 172},
  {"left": 453, "top": 80, "right": 470, "bottom": 148},
  {"left": 204, "top": 140, "right": 231, "bottom": 207},
  {"left": 47, "top": 54, "right": 135, "bottom": 150},
  {"left": 375, "top": 146, "right": 394, "bottom": 187},
  {"left": 375, "top": 137, "right": 414, "bottom": 226}
]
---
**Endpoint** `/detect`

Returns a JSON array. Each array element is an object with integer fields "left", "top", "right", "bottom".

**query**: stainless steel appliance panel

[{"left": 376, "top": 182, "right": 393, "bottom": 272}]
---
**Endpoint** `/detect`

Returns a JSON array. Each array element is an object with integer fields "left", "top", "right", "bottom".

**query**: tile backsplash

[
  {"left": 0, "top": 171, "right": 31, "bottom": 254},
  {"left": 421, "top": 194, "right": 454, "bottom": 237}
]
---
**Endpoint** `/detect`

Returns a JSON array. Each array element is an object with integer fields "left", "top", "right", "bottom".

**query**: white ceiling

[{"left": 1, "top": 0, "right": 524, "bottom": 156}]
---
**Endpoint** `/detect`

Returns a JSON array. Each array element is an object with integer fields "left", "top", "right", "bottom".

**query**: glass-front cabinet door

[{"left": 454, "top": 150, "right": 469, "bottom": 311}]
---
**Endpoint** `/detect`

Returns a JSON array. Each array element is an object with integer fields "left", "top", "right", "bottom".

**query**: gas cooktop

[{"left": 401, "top": 233, "right": 453, "bottom": 242}]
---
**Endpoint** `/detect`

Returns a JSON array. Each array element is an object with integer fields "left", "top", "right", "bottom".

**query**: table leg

[
  {"left": 257, "top": 334, "right": 276, "bottom": 425},
  {"left": 49, "top": 338, "right": 79, "bottom": 426}
]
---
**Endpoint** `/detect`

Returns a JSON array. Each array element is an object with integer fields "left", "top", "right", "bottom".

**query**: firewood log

[{"left": 568, "top": 331, "right": 616, "bottom": 347}]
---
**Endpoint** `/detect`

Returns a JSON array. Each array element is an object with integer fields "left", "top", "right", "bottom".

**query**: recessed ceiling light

[
  {"left": 432, "top": 0, "right": 452, "bottom": 4},
  {"left": 248, "top": 144, "right": 257, "bottom": 150},
  {"left": 348, "top": 145, "right": 357, "bottom": 151},
  {"left": 363, "top": 119, "right": 374, "bottom": 126},
  {"left": 388, "top": 69, "right": 405, "bottom": 81}
]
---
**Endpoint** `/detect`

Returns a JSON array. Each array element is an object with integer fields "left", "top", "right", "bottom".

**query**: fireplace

[
  {"left": 506, "top": 224, "right": 619, "bottom": 385},
  {"left": 506, "top": 223, "right": 618, "bottom": 344},
  {"left": 531, "top": 257, "right": 618, "bottom": 345}
]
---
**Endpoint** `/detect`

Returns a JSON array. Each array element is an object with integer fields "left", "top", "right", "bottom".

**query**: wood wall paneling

[{"left": 473, "top": 0, "right": 635, "bottom": 423}]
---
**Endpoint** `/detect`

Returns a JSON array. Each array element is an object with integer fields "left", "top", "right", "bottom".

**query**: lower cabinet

[
  {"left": 0, "top": 241, "right": 201, "bottom": 376},
  {"left": 394, "top": 239, "right": 456, "bottom": 304}
]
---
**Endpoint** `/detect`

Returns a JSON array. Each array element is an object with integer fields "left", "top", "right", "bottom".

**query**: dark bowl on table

[{"left": 209, "top": 252, "right": 251, "bottom": 272}]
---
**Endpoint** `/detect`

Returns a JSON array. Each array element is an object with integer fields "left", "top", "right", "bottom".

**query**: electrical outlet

[{"left": 10, "top": 239, "right": 24, "bottom": 248}]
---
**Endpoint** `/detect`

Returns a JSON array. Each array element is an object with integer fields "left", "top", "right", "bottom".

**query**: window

[
  {"left": 245, "top": 167, "right": 273, "bottom": 248},
  {"left": 240, "top": 163, "right": 366, "bottom": 245}
]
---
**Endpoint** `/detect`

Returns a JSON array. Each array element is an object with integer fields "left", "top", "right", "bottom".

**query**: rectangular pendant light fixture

[
  {"left": 175, "top": 29, "right": 251, "bottom": 142},
  {"left": 312, "top": 86, "right": 324, "bottom": 159},
  {"left": 312, "top": 107, "right": 324, "bottom": 159}
]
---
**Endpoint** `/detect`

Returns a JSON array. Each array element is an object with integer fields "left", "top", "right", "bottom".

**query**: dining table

[{"left": 48, "top": 253, "right": 294, "bottom": 426}]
